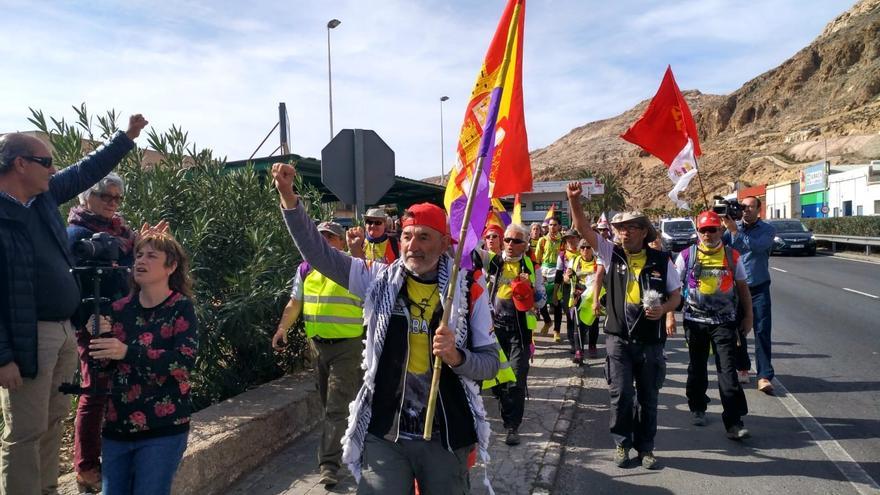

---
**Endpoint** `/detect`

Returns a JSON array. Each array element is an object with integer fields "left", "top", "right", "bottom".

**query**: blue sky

[{"left": 0, "top": 0, "right": 855, "bottom": 179}]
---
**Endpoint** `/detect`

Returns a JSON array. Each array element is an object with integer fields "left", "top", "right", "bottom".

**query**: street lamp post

[
  {"left": 440, "top": 96, "right": 449, "bottom": 184},
  {"left": 327, "top": 18, "right": 341, "bottom": 141}
]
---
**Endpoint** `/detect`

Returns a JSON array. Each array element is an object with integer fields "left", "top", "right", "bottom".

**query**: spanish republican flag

[
  {"left": 511, "top": 193, "right": 523, "bottom": 224},
  {"left": 444, "top": 0, "right": 531, "bottom": 268},
  {"left": 542, "top": 203, "right": 557, "bottom": 224},
  {"left": 621, "top": 66, "right": 701, "bottom": 208}
]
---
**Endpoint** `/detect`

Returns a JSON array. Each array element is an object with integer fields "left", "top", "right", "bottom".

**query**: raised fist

[
  {"left": 566, "top": 181, "right": 582, "bottom": 200},
  {"left": 126, "top": 114, "right": 148, "bottom": 140}
]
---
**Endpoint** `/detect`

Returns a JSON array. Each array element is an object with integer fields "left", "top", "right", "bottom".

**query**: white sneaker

[{"left": 738, "top": 370, "right": 750, "bottom": 384}]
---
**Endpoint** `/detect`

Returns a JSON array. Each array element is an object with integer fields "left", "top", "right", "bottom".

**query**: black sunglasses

[
  {"left": 365, "top": 220, "right": 384, "bottom": 226},
  {"left": 98, "top": 193, "right": 124, "bottom": 203},
  {"left": 503, "top": 237, "right": 526, "bottom": 245},
  {"left": 579, "top": 245, "right": 592, "bottom": 249},
  {"left": 699, "top": 227, "right": 719, "bottom": 234},
  {"left": 22, "top": 155, "right": 53, "bottom": 168}
]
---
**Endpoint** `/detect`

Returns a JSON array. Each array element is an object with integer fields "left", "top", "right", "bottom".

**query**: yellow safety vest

[{"left": 302, "top": 269, "right": 364, "bottom": 339}]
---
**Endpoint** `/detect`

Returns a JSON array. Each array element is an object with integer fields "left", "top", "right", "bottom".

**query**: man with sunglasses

[
  {"left": 673, "top": 211, "right": 753, "bottom": 440},
  {"left": 566, "top": 181, "right": 681, "bottom": 470},
  {"left": 363, "top": 207, "right": 399, "bottom": 264},
  {"left": 481, "top": 224, "right": 546, "bottom": 446},
  {"left": 0, "top": 115, "right": 147, "bottom": 495}
]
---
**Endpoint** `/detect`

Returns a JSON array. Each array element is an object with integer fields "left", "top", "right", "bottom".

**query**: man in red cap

[
  {"left": 271, "top": 163, "right": 499, "bottom": 493},
  {"left": 670, "top": 211, "right": 753, "bottom": 440},
  {"left": 479, "top": 223, "right": 546, "bottom": 446}
]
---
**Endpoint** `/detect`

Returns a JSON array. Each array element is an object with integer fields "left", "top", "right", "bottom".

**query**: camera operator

[
  {"left": 0, "top": 114, "right": 146, "bottom": 495},
  {"left": 66, "top": 172, "right": 136, "bottom": 492},
  {"left": 722, "top": 196, "right": 777, "bottom": 395}
]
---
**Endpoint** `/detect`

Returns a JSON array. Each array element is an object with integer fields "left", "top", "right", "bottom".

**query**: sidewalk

[{"left": 228, "top": 329, "right": 586, "bottom": 495}]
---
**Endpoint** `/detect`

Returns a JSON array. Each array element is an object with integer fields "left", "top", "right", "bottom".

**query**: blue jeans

[
  {"left": 750, "top": 282, "right": 774, "bottom": 380},
  {"left": 102, "top": 432, "right": 188, "bottom": 495}
]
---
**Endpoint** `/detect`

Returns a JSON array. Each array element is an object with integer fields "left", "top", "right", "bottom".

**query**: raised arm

[
  {"left": 566, "top": 181, "right": 598, "bottom": 249},
  {"left": 272, "top": 163, "right": 353, "bottom": 289}
]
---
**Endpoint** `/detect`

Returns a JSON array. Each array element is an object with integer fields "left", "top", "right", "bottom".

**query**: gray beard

[{"left": 703, "top": 240, "right": 722, "bottom": 249}]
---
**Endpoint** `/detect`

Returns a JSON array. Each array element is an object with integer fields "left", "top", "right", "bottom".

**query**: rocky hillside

[{"left": 530, "top": 0, "right": 880, "bottom": 209}]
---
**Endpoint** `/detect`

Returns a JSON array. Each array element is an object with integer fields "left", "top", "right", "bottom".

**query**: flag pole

[
  {"left": 423, "top": 154, "right": 487, "bottom": 440},
  {"left": 694, "top": 156, "right": 710, "bottom": 208},
  {"left": 424, "top": 0, "right": 522, "bottom": 441}
]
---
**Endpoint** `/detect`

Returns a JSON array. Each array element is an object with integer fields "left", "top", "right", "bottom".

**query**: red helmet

[{"left": 697, "top": 211, "right": 722, "bottom": 229}]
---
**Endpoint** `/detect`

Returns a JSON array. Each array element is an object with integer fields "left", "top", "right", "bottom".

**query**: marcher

[
  {"left": 672, "top": 211, "right": 753, "bottom": 440},
  {"left": 483, "top": 224, "right": 504, "bottom": 255},
  {"left": 272, "top": 221, "right": 364, "bottom": 488},
  {"left": 88, "top": 226, "right": 197, "bottom": 495},
  {"left": 0, "top": 115, "right": 146, "bottom": 495},
  {"left": 566, "top": 181, "right": 681, "bottom": 470},
  {"left": 363, "top": 207, "right": 399, "bottom": 263},
  {"left": 564, "top": 239, "right": 602, "bottom": 364},
  {"left": 66, "top": 173, "right": 137, "bottom": 492},
  {"left": 555, "top": 228, "right": 580, "bottom": 352},
  {"left": 535, "top": 217, "right": 563, "bottom": 340},
  {"left": 722, "top": 197, "right": 776, "bottom": 394},
  {"left": 272, "top": 163, "right": 499, "bottom": 494},
  {"left": 481, "top": 224, "right": 545, "bottom": 446}
]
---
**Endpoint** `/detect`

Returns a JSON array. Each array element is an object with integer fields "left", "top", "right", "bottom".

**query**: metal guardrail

[{"left": 813, "top": 234, "right": 880, "bottom": 255}]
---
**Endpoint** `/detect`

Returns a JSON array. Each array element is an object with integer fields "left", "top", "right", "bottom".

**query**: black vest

[{"left": 603, "top": 246, "right": 670, "bottom": 344}]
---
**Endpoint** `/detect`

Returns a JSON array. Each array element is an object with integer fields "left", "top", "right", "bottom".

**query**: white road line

[
  {"left": 825, "top": 255, "right": 880, "bottom": 266},
  {"left": 772, "top": 377, "right": 880, "bottom": 495},
  {"left": 771, "top": 267, "right": 788, "bottom": 273},
  {"left": 843, "top": 288, "right": 880, "bottom": 299}
]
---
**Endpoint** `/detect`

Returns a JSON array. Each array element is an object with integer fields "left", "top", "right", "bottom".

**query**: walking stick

[{"left": 423, "top": 155, "right": 488, "bottom": 440}]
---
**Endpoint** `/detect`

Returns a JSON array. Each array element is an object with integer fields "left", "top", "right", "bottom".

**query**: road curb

[{"left": 533, "top": 373, "right": 583, "bottom": 492}]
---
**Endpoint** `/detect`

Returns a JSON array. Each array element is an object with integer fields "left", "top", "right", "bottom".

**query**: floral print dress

[{"left": 102, "top": 291, "right": 198, "bottom": 441}]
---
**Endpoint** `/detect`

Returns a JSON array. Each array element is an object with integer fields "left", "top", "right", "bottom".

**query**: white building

[
  {"left": 827, "top": 163, "right": 880, "bottom": 216},
  {"left": 765, "top": 180, "right": 800, "bottom": 219},
  {"left": 512, "top": 179, "right": 604, "bottom": 225}
]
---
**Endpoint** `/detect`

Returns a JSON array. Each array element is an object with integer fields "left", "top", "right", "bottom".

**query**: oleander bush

[{"left": 29, "top": 104, "right": 332, "bottom": 410}]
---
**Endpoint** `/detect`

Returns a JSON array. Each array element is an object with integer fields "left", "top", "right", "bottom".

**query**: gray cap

[
  {"left": 610, "top": 212, "right": 656, "bottom": 243},
  {"left": 317, "top": 221, "right": 345, "bottom": 238},
  {"left": 364, "top": 208, "right": 387, "bottom": 220},
  {"left": 562, "top": 228, "right": 580, "bottom": 239}
]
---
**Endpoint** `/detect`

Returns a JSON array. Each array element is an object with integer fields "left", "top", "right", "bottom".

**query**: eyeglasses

[
  {"left": 699, "top": 227, "right": 719, "bottom": 234},
  {"left": 365, "top": 220, "right": 384, "bottom": 226},
  {"left": 616, "top": 224, "right": 644, "bottom": 232},
  {"left": 97, "top": 193, "right": 123, "bottom": 203},
  {"left": 22, "top": 156, "right": 53, "bottom": 168},
  {"left": 484, "top": 234, "right": 500, "bottom": 240},
  {"left": 503, "top": 237, "right": 526, "bottom": 245}
]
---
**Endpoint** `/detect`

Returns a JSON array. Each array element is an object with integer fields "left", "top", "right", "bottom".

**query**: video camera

[
  {"left": 60, "top": 233, "right": 129, "bottom": 396},
  {"left": 712, "top": 195, "right": 744, "bottom": 221}
]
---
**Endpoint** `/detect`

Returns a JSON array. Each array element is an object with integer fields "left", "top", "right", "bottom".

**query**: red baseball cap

[
  {"left": 483, "top": 224, "right": 504, "bottom": 238},
  {"left": 697, "top": 211, "right": 722, "bottom": 229},
  {"left": 402, "top": 203, "right": 450, "bottom": 237},
  {"left": 510, "top": 278, "right": 535, "bottom": 311}
]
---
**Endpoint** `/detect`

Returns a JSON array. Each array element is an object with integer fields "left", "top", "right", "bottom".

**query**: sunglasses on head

[
  {"left": 699, "top": 227, "right": 719, "bottom": 234},
  {"left": 22, "top": 155, "right": 53, "bottom": 168},
  {"left": 365, "top": 220, "right": 384, "bottom": 226},
  {"left": 503, "top": 237, "right": 526, "bottom": 245}
]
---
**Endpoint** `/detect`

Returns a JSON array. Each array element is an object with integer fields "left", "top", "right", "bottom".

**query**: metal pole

[
  {"left": 440, "top": 96, "right": 449, "bottom": 184},
  {"left": 327, "top": 19, "right": 341, "bottom": 141},
  {"left": 279, "top": 102, "right": 289, "bottom": 155}
]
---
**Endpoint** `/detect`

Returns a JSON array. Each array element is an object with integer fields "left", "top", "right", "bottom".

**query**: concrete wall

[
  {"left": 765, "top": 180, "right": 800, "bottom": 219},
  {"left": 828, "top": 166, "right": 880, "bottom": 216}
]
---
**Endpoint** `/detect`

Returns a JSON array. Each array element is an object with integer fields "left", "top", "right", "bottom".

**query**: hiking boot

[
  {"left": 738, "top": 370, "right": 750, "bottom": 384},
  {"left": 505, "top": 428, "right": 521, "bottom": 446},
  {"left": 726, "top": 423, "right": 751, "bottom": 441},
  {"left": 76, "top": 469, "right": 102, "bottom": 493},
  {"left": 758, "top": 378, "right": 774, "bottom": 394},
  {"left": 691, "top": 411, "right": 707, "bottom": 426},
  {"left": 319, "top": 467, "right": 339, "bottom": 487},
  {"left": 639, "top": 451, "right": 659, "bottom": 470},
  {"left": 613, "top": 445, "right": 629, "bottom": 467},
  {"left": 553, "top": 332, "right": 562, "bottom": 343},
  {"left": 573, "top": 350, "right": 583, "bottom": 364}
]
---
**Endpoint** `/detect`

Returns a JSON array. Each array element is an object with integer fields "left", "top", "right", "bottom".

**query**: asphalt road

[{"left": 554, "top": 253, "right": 880, "bottom": 495}]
